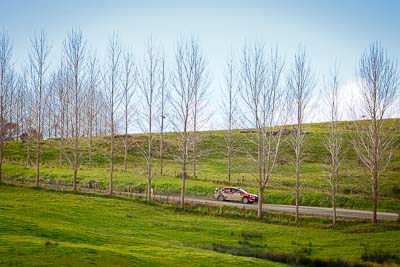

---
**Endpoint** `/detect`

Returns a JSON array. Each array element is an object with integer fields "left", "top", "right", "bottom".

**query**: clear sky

[{"left": 1, "top": 0, "right": 399, "bottom": 125}]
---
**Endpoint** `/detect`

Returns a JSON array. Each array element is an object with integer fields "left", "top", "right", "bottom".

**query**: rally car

[{"left": 214, "top": 187, "right": 258, "bottom": 204}]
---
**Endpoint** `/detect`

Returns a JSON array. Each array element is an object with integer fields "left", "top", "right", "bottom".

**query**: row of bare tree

[
  {"left": 222, "top": 42, "right": 398, "bottom": 224},
  {"left": 0, "top": 29, "right": 209, "bottom": 208},
  {"left": 0, "top": 28, "right": 398, "bottom": 224}
]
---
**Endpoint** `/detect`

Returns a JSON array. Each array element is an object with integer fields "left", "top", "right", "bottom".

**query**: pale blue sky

[{"left": 1, "top": 0, "right": 399, "bottom": 124}]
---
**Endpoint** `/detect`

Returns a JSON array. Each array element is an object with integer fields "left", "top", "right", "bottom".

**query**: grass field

[
  {"left": 2, "top": 120, "right": 400, "bottom": 213},
  {"left": 1, "top": 185, "right": 399, "bottom": 266}
]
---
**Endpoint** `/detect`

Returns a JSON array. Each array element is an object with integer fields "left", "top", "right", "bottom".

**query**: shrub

[
  {"left": 361, "top": 247, "right": 399, "bottom": 264},
  {"left": 212, "top": 242, "right": 370, "bottom": 267}
]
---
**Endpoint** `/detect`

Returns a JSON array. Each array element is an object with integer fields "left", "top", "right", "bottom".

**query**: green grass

[
  {"left": 2, "top": 119, "right": 400, "bottom": 212},
  {"left": 1, "top": 185, "right": 399, "bottom": 266}
]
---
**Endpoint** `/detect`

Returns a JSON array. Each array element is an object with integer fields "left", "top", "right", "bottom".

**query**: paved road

[
  {"left": 4, "top": 181, "right": 399, "bottom": 221},
  {"left": 150, "top": 194, "right": 399, "bottom": 221}
]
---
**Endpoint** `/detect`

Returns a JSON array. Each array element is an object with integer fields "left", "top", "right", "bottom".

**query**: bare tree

[
  {"left": 171, "top": 37, "right": 206, "bottom": 209},
  {"left": 5, "top": 73, "right": 18, "bottom": 141},
  {"left": 221, "top": 54, "right": 238, "bottom": 182},
  {"left": 138, "top": 38, "right": 160, "bottom": 201},
  {"left": 352, "top": 42, "right": 399, "bottom": 224},
  {"left": 95, "top": 90, "right": 109, "bottom": 137},
  {"left": 44, "top": 75, "right": 56, "bottom": 139},
  {"left": 287, "top": 46, "right": 315, "bottom": 224},
  {"left": 87, "top": 54, "right": 100, "bottom": 168},
  {"left": 56, "top": 62, "right": 67, "bottom": 164},
  {"left": 0, "top": 29, "right": 12, "bottom": 182},
  {"left": 158, "top": 58, "right": 169, "bottom": 175},
  {"left": 191, "top": 40, "right": 208, "bottom": 178},
  {"left": 55, "top": 61, "right": 68, "bottom": 164},
  {"left": 28, "top": 30, "right": 50, "bottom": 187},
  {"left": 103, "top": 33, "right": 121, "bottom": 195},
  {"left": 240, "top": 43, "right": 285, "bottom": 220},
  {"left": 121, "top": 51, "right": 135, "bottom": 171},
  {"left": 20, "top": 69, "right": 34, "bottom": 166},
  {"left": 323, "top": 64, "right": 342, "bottom": 225},
  {"left": 94, "top": 90, "right": 108, "bottom": 136},
  {"left": 64, "top": 28, "right": 86, "bottom": 191},
  {"left": 16, "top": 77, "right": 27, "bottom": 139}
]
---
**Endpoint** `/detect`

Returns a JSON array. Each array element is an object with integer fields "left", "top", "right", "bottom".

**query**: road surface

[{"left": 150, "top": 194, "right": 399, "bottom": 221}]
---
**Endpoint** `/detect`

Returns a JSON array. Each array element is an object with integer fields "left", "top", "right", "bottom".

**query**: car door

[
  {"left": 222, "top": 188, "right": 231, "bottom": 200},
  {"left": 225, "top": 188, "right": 236, "bottom": 201},
  {"left": 231, "top": 188, "right": 241, "bottom": 201}
]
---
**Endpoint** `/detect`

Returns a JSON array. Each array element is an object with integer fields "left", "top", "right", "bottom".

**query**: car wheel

[
  {"left": 217, "top": 195, "right": 224, "bottom": 201},
  {"left": 242, "top": 197, "right": 249, "bottom": 204}
]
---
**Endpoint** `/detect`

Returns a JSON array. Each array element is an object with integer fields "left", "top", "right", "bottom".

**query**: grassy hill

[
  {"left": 1, "top": 185, "right": 399, "bottom": 266},
  {"left": 2, "top": 119, "right": 400, "bottom": 212}
]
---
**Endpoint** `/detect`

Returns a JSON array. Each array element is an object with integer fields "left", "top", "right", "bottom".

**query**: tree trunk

[
  {"left": 88, "top": 123, "right": 92, "bottom": 168},
  {"left": 65, "top": 99, "right": 69, "bottom": 138},
  {"left": 73, "top": 143, "right": 78, "bottom": 191},
  {"left": 180, "top": 131, "right": 188, "bottom": 209},
  {"left": 124, "top": 132, "right": 127, "bottom": 171},
  {"left": 89, "top": 99, "right": 93, "bottom": 168},
  {"left": 372, "top": 170, "right": 378, "bottom": 224},
  {"left": 124, "top": 97, "right": 128, "bottom": 171},
  {"left": 35, "top": 135, "right": 40, "bottom": 186},
  {"left": 295, "top": 151, "right": 300, "bottom": 224},
  {"left": 147, "top": 158, "right": 152, "bottom": 201},
  {"left": 372, "top": 115, "right": 379, "bottom": 224},
  {"left": 180, "top": 159, "right": 186, "bottom": 209},
  {"left": 258, "top": 187, "right": 263, "bottom": 220},
  {"left": 16, "top": 99, "right": 20, "bottom": 141},
  {"left": 192, "top": 135, "right": 196, "bottom": 178},
  {"left": 331, "top": 145, "right": 337, "bottom": 226},
  {"left": 332, "top": 173, "right": 337, "bottom": 225},
  {"left": 35, "top": 77, "right": 42, "bottom": 187},
  {"left": 109, "top": 118, "right": 114, "bottom": 195},
  {"left": 257, "top": 129, "right": 263, "bottom": 220},
  {"left": 227, "top": 141, "right": 231, "bottom": 182},
  {"left": 147, "top": 103, "right": 152, "bottom": 201},
  {"left": 27, "top": 137, "right": 31, "bottom": 166},
  {"left": 59, "top": 109, "right": 64, "bottom": 164},
  {"left": 160, "top": 114, "right": 164, "bottom": 175},
  {"left": 73, "top": 66, "right": 79, "bottom": 191},
  {"left": 192, "top": 111, "right": 197, "bottom": 178},
  {"left": 53, "top": 106, "right": 57, "bottom": 138},
  {"left": 48, "top": 103, "right": 51, "bottom": 138},
  {"left": 295, "top": 101, "right": 302, "bottom": 225}
]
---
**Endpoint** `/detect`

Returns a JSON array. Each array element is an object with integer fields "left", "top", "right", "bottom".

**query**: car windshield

[{"left": 240, "top": 189, "right": 249, "bottom": 194}]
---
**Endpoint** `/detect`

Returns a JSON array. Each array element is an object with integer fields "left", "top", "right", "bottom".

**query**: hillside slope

[{"left": 2, "top": 120, "right": 400, "bottom": 212}]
